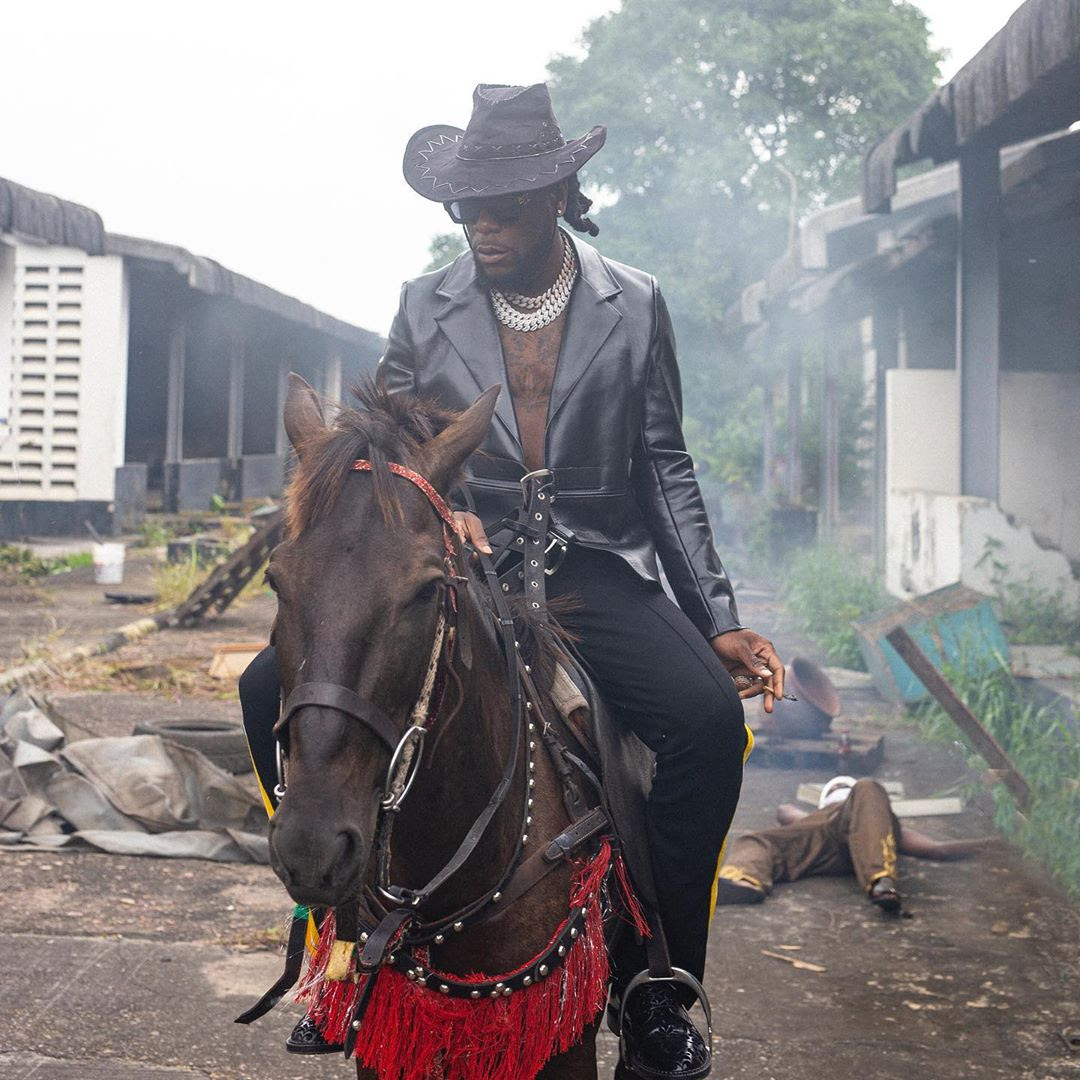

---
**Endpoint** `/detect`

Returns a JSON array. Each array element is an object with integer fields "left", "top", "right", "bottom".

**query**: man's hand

[
  {"left": 453, "top": 511, "right": 492, "bottom": 555},
  {"left": 711, "top": 628, "right": 784, "bottom": 713}
]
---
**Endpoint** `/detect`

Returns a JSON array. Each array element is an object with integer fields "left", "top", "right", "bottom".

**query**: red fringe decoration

[{"left": 297, "top": 840, "right": 639, "bottom": 1080}]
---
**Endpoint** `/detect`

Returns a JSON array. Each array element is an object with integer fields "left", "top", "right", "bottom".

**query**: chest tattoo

[{"left": 497, "top": 310, "right": 567, "bottom": 473}]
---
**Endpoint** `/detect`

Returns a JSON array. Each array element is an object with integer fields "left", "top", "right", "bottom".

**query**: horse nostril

[{"left": 321, "top": 828, "right": 362, "bottom": 888}]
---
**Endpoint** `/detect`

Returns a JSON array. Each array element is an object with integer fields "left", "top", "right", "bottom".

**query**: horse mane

[
  {"left": 284, "top": 378, "right": 459, "bottom": 539},
  {"left": 283, "top": 377, "right": 569, "bottom": 690}
]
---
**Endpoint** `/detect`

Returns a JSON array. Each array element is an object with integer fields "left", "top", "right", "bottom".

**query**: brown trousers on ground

[{"left": 719, "top": 778, "right": 900, "bottom": 895}]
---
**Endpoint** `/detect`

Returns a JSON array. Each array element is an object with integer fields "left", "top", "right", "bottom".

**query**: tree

[
  {"left": 545, "top": 0, "right": 941, "bottom": 489},
  {"left": 424, "top": 230, "right": 466, "bottom": 273}
]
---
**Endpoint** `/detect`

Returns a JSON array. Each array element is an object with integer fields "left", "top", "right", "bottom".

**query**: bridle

[
  {"left": 273, "top": 459, "right": 461, "bottom": 814},
  {"left": 271, "top": 457, "right": 534, "bottom": 921}
]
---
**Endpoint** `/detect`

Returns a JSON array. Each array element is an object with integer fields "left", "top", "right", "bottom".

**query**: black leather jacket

[{"left": 377, "top": 232, "right": 742, "bottom": 639}]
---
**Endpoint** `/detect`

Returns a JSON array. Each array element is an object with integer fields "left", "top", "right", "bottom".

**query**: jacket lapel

[
  {"left": 547, "top": 236, "right": 622, "bottom": 427},
  {"left": 434, "top": 255, "right": 521, "bottom": 450}
]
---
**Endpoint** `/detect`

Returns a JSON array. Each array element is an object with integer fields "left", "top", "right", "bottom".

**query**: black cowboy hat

[{"left": 403, "top": 83, "right": 606, "bottom": 202}]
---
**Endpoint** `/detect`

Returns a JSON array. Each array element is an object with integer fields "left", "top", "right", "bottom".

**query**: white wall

[
  {"left": 0, "top": 241, "right": 14, "bottom": 433},
  {"left": 885, "top": 368, "right": 960, "bottom": 494},
  {"left": 1000, "top": 372, "right": 1080, "bottom": 562},
  {"left": 0, "top": 243, "right": 128, "bottom": 503}
]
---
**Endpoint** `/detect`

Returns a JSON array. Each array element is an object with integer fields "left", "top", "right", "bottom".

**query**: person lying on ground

[{"left": 714, "top": 776, "right": 1000, "bottom": 915}]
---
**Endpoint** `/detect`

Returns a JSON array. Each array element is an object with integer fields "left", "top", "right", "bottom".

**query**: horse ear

[
  {"left": 423, "top": 386, "right": 500, "bottom": 490},
  {"left": 284, "top": 373, "right": 325, "bottom": 457}
]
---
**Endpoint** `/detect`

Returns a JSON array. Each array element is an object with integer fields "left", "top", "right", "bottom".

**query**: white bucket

[{"left": 92, "top": 542, "right": 125, "bottom": 585}]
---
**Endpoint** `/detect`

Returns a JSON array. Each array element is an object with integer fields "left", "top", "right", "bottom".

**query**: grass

[
  {"left": 0, "top": 544, "right": 93, "bottom": 579},
  {"left": 995, "top": 581, "right": 1080, "bottom": 647},
  {"left": 780, "top": 544, "right": 888, "bottom": 670},
  {"left": 911, "top": 655, "right": 1080, "bottom": 899}
]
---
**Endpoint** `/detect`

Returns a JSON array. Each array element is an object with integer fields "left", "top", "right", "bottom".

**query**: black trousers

[{"left": 239, "top": 546, "right": 746, "bottom": 985}]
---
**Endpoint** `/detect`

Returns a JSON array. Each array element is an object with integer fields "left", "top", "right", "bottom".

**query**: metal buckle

[
  {"left": 381, "top": 725, "right": 427, "bottom": 812},
  {"left": 544, "top": 532, "right": 569, "bottom": 575},
  {"left": 520, "top": 468, "right": 556, "bottom": 502},
  {"left": 273, "top": 740, "right": 287, "bottom": 800},
  {"left": 616, "top": 968, "right": 713, "bottom": 1065}
]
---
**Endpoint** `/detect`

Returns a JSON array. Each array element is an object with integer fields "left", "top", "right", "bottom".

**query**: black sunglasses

[{"left": 444, "top": 192, "right": 532, "bottom": 226}]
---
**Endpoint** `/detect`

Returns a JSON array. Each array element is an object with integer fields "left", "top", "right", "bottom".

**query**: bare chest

[{"left": 497, "top": 312, "right": 566, "bottom": 471}]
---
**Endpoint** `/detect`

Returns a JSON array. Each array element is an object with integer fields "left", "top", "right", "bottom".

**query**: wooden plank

[
  {"left": 169, "top": 510, "right": 282, "bottom": 627},
  {"left": 885, "top": 626, "right": 1032, "bottom": 810}
]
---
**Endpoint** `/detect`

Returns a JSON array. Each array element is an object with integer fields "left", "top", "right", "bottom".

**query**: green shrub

[
  {"left": 911, "top": 656, "right": 1080, "bottom": 898},
  {"left": 0, "top": 544, "right": 93, "bottom": 578},
  {"left": 780, "top": 544, "right": 886, "bottom": 670}
]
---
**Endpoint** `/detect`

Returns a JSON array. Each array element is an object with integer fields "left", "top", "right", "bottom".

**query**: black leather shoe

[
  {"left": 617, "top": 982, "right": 711, "bottom": 1080},
  {"left": 285, "top": 1014, "right": 342, "bottom": 1055},
  {"left": 870, "top": 876, "right": 902, "bottom": 915}
]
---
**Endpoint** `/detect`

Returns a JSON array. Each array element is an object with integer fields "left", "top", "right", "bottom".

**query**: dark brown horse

[{"left": 266, "top": 374, "right": 604, "bottom": 1080}]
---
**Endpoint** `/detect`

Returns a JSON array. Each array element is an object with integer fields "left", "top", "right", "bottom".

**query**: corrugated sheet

[
  {"left": 863, "top": 0, "right": 1080, "bottom": 212},
  {"left": 0, "top": 177, "right": 105, "bottom": 253}
]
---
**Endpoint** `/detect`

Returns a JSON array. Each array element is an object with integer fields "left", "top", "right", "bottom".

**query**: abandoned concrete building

[
  {"left": 725, "top": 0, "right": 1080, "bottom": 605},
  {"left": 0, "top": 177, "right": 382, "bottom": 539}
]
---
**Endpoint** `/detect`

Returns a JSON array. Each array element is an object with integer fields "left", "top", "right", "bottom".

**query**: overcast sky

[{"left": 0, "top": 0, "right": 1025, "bottom": 335}]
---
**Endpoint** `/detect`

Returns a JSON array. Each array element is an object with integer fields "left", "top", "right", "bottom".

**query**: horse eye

[
  {"left": 264, "top": 569, "right": 279, "bottom": 593},
  {"left": 411, "top": 579, "right": 441, "bottom": 606}
]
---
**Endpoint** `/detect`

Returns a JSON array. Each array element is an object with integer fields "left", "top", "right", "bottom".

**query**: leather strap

[
  {"left": 233, "top": 908, "right": 310, "bottom": 1024},
  {"left": 277, "top": 682, "right": 400, "bottom": 752}
]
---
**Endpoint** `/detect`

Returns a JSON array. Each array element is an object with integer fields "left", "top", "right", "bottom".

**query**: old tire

[{"left": 132, "top": 717, "right": 252, "bottom": 774}]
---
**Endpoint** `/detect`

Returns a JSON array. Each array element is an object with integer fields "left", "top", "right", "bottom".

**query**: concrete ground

[{"left": 0, "top": 561, "right": 1078, "bottom": 1078}]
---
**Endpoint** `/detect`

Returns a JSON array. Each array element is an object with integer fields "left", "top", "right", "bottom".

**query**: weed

[
  {"left": 911, "top": 655, "right": 1080, "bottom": 898},
  {"left": 977, "top": 537, "right": 1080, "bottom": 645},
  {"left": 781, "top": 544, "right": 887, "bottom": 670},
  {"left": 0, "top": 545, "right": 92, "bottom": 579}
]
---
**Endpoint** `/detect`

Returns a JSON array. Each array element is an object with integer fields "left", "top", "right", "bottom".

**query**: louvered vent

[{"left": 0, "top": 259, "right": 82, "bottom": 494}]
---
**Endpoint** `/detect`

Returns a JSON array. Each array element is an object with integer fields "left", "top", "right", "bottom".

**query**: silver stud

[
  {"left": 538, "top": 492, "right": 546, "bottom": 500},
  {"left": 453, "top": 921, "right": 464, "bottom": 933},
  {"left": 524, "top": 664, "right": 531, "bottom": 672},
  {"left": 523, "top": 976, "right": 533, "bottom": 986},
  {"left": 516, "top": 537, "right": 524, "bottom": 545},
  {"left": 529, "top": 761, "right": 536, "bottom": 771},
  {"left": 407, "top": 969, "right": 417, "bottom": 981},
  {"left": 558, "top": 945, "right": 566, "bottom": 957},
  {"left": 514, "top": 641, "right": 520, "bottom": 648},
  {"left": 530, "top": 581, "right": 539, "bottom": 589},
  {"left": 528, "top": 798, "right": 534, "bottom": 808},
  {"left": 529, "top": 723, "right": 536, "bottom": 732},
  {"left": 529, "top": 740, "right": 535, "bottom": 750},
  {"left": 502, "top": 583, "right": 510, "bottom": 592},
  {"left": 532, "top": 602, "right": 540, "bottom": 609},
  {"left": 539, "top": 964, "right": 549, "bottom": 977},
  {"left": 529, "top": 778, "right": 535, "bottom": 788},
  {"left": 470, "top": 990, "right": 481, "bottom": 999},
  {"left": 570, "top": 928, "right": 579, "bottom": 939},
  {"left": 534, "top": 512, "right": 543, "bottom": 521},
  {"left": 526, "top": 816, "right": 532, "bottom": 825},
  {"left": 440, "top": 984, "right": 449, "bottom": 995},
  {"left": 490, "top": 988, "right": 500, "bottom": 998},
  {"left": 360, "top": 932, "right": 369, "bottom": 943},
  {"left": 388, "top": 954, "right": 397, "bottom": 964},
  {"left": 352, "top": 1019, "right": 362, "bottom": 1031},
  {"left": 530, "top": 560, "right": 538, "bottom": 568},
  {"left": 434, "top": 934, "right": 445, "bottom": 944},
  {"left": 522, "top": 834, "right": 529, "bottom": 844},
  {"left": 526, "top": 701, "right": 533, "bottom": 710},
  {"left": 493, "top": 892, "right": 502, "bottom": 902},
  {"left": 503, "top": 987, "right": 512, "bottom": 996}
]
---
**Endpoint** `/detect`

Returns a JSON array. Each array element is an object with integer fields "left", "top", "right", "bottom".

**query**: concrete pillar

[
  {"left": 872, "top": 301, "right": 900, "bottom": 571},
  {"left": 762, "top": 379, "right": 775, "bottom": 500},
  {"left": 786, "top": 347, "right": 802, "bottom": 505},
  {"left": 819, "top": 339, "right": 840, "bottom": 540},
  {"left": 323, "top": 352, "right": 343, "bottom": 405},
  {"left": 164, "top": 312, "right": 185, "bottom": 464},
  {"left": 956, "top": 140, "right": 1001, "bottom": 501},
  {"left": 226, "top": 332, "right": 245, "bottom": 462},
  {"left": 274, "top": 356, "right": 289, "bottom": 457}
]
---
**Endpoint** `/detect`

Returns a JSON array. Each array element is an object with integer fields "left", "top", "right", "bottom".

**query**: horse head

[{"left": 266, "top": 373, "right": 498, "bottom": 906}]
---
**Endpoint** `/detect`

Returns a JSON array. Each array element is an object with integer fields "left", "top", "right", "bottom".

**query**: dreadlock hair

[{"left": 561, "top": 174, "right": 599, "bottom": 237}]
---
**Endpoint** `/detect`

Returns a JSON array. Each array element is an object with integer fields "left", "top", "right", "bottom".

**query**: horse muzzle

[{"left": 267, "top": 800, "right": 371, "bottom": 907}]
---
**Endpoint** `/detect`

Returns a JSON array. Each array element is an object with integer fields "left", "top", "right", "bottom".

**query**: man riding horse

[{"left": 241, "top": 83, "right": 783, "bottom": 1079}]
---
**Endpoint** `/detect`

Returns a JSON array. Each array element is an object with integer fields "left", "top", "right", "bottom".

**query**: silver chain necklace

[{"left": 490, "top": 234, "right": 576, "bottom": 333}]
